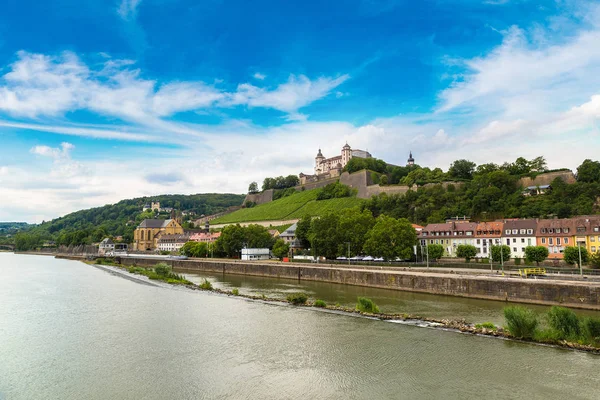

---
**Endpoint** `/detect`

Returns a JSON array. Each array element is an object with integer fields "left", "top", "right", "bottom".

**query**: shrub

[
  {"left": 547, "top": 306, "right": 581, "bottom": 339},
  {"left": 589, "top": 252, "right": 600, "bottom": 269},
  {"left": 95, "top": 257, "right": 105, "bottom": 264},
  {"left": 286, "top": 292, "right": 308, "bottom": 305},
  {"left": 231, "top": 288, "right": 240, "bottom": 296},
  {"left": 314, "top": 299, "right": 327, "bottom": 308},
  {"left": 154, "top": 263, "right": 171, "bottom": 277},
  {"left": 475, "top": 322, "right": 496, "bottom": 330},
  {"left": 127, "top": 266, "right": 136, "bottom": 273},
  {"left": 504, "top": 306, "right": 538, "bottom": 339},
  {"left": 199, "top": 279, "right": 213, "bottom": 290},
  {"left": 356, "top": 297, "right": 380, "bottom": 313},
  {"left": 581, "top": 317, "right": 600, "bottom": 343}
]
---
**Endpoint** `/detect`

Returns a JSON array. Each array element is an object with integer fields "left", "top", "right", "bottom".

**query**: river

[{"left": 1, "top": 253, "right": 599, "bottom": 399}]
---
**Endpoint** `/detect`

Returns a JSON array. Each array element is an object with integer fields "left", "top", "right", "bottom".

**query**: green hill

[
  {"left": 211, "top": 189, "right": 363, "bottom": 224},
  {"left": 16, "top": 193, "right": 244, "bottom": 248}
]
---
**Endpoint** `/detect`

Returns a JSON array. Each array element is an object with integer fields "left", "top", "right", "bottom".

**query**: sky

[{"left": 1, "top": 0, "right": 599, "bottom": 223}]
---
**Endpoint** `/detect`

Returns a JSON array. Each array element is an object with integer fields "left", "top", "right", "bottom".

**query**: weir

[{"left": 68, "top": 255, "right": 600, "bottom": 310}]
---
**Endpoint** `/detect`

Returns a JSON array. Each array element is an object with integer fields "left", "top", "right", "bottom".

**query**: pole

[
  {"left": 347, "top": 242, "right": 350, "bottom": 266},
  {"left": 579, "top": 243, "right": 583, "bottom": 276},
  {"left": 489, "top": 243, "right": 493, "bottom": 272},
  {"left": 500, "top": 243, "right": 504, "bottom": 272},
  {"left": 426, "top": 245, "right": 429, "bottom": 268}
]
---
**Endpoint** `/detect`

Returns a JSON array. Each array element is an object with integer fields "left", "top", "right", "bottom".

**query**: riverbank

[{"left": 87, "top": 259, "right": 600, "bottom": 355}]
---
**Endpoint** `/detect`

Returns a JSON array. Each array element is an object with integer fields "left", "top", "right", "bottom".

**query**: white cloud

[
  {"left": 117, "top": 0, "right": 143, "bottom": 21},
  {"left": 30, "top": 142, "right": 74, "bottom": 160},
  {"left": 253, "top": 72, "right": 266, "bottom": 80}
]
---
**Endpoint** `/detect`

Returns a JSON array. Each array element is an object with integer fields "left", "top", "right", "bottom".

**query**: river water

[{"left": 1, "top": 253, "right": 599, "bottom": 399}]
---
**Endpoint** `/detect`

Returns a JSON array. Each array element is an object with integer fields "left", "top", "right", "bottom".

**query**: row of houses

[
  {"left": 131, "top": 219, "right": 223, "bottom": 253},
  {"left": 418, "top": 216, "right": 600, "bottom": 259}
]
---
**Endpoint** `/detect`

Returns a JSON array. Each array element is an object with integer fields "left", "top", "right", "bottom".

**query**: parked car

[
  {"left": 336, "top": 256, "right": 347, "bottom": 260},
  {"left": 362, "top": 256, "right": 375, "bottom": 261},
  {"left": 348, "top": 256, "right": 363, "bottom": 261},
  {"left": 374, "top": 257, "right": 384, "bottom": 262}
]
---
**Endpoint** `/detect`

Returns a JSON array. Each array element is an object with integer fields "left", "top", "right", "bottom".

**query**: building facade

[
  {"left": 501, "top": 219, "right": 537, "bottom": 259},
  {"left": 536, "top": 218, "right": 575, "bottom": 259},
  {"left": 189, "top": 231, "right": 221, "bottom": 243},
  {"left": 157, "top": 234, "right": 190, "bottom": 253},
  {"left": 572, "top": 216, "right": 600, "bottom": 255},
  {"left": 418, "top": 221, "right": 477, "bottom": 257},
  {"left": 474, "top": 221, "right": 504, "bottom": 258},
  {"left": 98, "top": 238, "right": 115, "bottom": 255},
  {"left": 314, "top": 143, "right": 372, "bottom": 175},
  {"left": 133, "top": 219, "right": 184, "bottom": 251}
]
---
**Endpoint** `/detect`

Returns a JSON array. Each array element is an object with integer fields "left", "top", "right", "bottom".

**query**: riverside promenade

[{"left": 69, "top": 255, "right": 600, "bottom": 310}]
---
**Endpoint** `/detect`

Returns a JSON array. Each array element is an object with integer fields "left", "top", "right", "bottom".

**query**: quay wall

[{"left": 100, "top": 256, "right": 600, "bottom": 310}]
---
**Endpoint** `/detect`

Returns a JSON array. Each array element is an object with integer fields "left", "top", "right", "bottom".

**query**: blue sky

[{"left": 1, "top": 0, "right": 600, "bottom": 222}]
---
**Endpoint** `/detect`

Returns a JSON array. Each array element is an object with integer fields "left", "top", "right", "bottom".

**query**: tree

[
  {"left": 448, "top": 159, "right": 476, "bottom": 180},
  {"left": 563, "top": 246, "right": 589, "bottom": 266},
  {"left": 524, "top": 246, "right": 549, "bottom": 266},
  {"left": 248, "top": 182, "right": 259, "bottom": 194},
  {"left": 491, "top": 245, "right": 511, "bottom": 263},
  {"left": 363, "top": 216, "right": 417, "bottom": 261},
  {"left": 244, "top": 224, "right": 275, "bottom": 249},
  {"left": 336, "top": 208, "right": 375, "bottom": 257},
  {"left": 379, "top": 175, "right": 388, "bottom": 185},
  {"left": 216, "top": 224, "right": 246, "bottom": 257},
  {"left": 576, "top": 159, "right": 600, "bottom": 183},
  {"left": 456, "top": 244, "right": 477, "bottom": 262},
  {"left": 272, "top": 239, "right": 290, "bottom": 260},
  {"left": 309, "top": 212, "right": 341, "bottom": 259},
  {"left": 181, "top": 241, "right": 208, "bottom": 257},
  {"left": 589, "top": 252, "right": 600, "bottom": 269},
  {"left": 295, "top": 215, "right": 312, "bottom": 249},
  {"left": 426, "top": 244, "right": 445, "bottom": 261}
]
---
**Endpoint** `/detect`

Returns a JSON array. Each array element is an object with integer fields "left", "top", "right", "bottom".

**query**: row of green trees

[{"left": 249, "top": 175, "right": 300, "bottom": 193}]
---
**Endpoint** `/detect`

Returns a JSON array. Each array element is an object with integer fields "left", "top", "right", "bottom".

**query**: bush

[
  {"left": 475, "top": 322, "right": 496, "bottom": 330},
  {"left": 547, "top": 306, "right": 580, "bottom": 339},
  {"left": 199, "top": 279, "right": 213, "bottom": 290},
  {"left": 581, "top": 317, "right": 600, "bottom": 343},
  {"left": 314, "top": 299, "right": 327, "bottom": 308},
  {"left": 231, "top": 288, "right": 239, "bottom": 296},
  {"left": 504, "top": 306, "right": 538, "bottom": 339},
  {"left": 356, "top": 297, "right": 380, "bottom": 313},
  {"left": 589, "top": 252, "right": 600, "bottom": 269},
  {"left": 514, "top": 257, "right": 521, "bottom": 265},
  {"left": 286, "top": 292, "right": 308, "bottom": 305},
  {"left": 154, "top": 263, "right": 171, "bottom": 277}
]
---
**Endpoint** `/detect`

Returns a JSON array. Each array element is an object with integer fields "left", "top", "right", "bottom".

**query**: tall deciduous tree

[
  {"left": 295, "top": 215, "right": 312, "bottom": 249},
  {"left": 272, "top": 239, "right": 290, "bottom": 260},
  {"left": 309, "top": 212, "right": 341, "bottom": 259},
  {"left": 576, "top": 159, "right": 600, "bottom": 183},
  {"left": 448, "top": 159, "right": 477, "bottom": 180},
  {"left": 524, "top": 246, "right": 549, "bottom": 266},
  {"left": 336, "top": 208, "right": 375, "bottom": 257},
  {"left": 426, "top": 244, "right": 445, "bottom": 261},
  {"left": 491, "top": 245, "right": 511, "bottom": 263},
  {"left": 363, "top": 216, "right": 416, "bottom": 261},
  {"left": 563, "top": 246, "right": 589, "bottom": 266},
  {"left": 248, "top": 182, "right": 259, "bottom": 194},
  {"left": 216, "top": 224, "right": 246, "bottom": 257}
]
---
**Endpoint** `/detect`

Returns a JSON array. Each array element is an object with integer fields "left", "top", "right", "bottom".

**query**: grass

[
  {"left": 231, "top": 288, "right": 240, "bottom": 296},
  {"left": 475, "top": 322, "right": 497, "bottom": 330},
  {"left": 546, "top": 306, "right": 581, "bottom": 339},
  {"left": 313, "top": 299, "right": 327, "bottom": 308},
  {"left": 504, "top": 306, "right": 538, "bottom": 339},
  {"left": 199, "top": 279, "right": 213, "bottom": 290},
  {"left": 211, "top": 188, "right": 364, "bottom": 224},
  {"left": 286, "top": 292, "right": 308, "bottom": 305},
  {"left": 127, "top": 262, "right": 192, "bottom": 285},
  {"left": 356, "top": 297, "right": 380, "bottom": 313}
]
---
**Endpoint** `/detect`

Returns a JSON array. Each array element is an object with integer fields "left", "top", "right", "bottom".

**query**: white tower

[
  {"left": 341, "top": 142, "right": 351, "bottom": 167},
  {"left": 315, "top": 149, "right": 325, "bottom": 174}
]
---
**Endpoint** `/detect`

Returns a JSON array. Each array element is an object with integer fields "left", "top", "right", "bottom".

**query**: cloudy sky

[{"left": 1, "top": 0, "right": 599, "bottom": 223}]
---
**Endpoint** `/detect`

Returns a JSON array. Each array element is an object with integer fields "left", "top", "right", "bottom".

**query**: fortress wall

[
  {"left": 243, "top": 189, "right": 274, "bottom": 206},
  {"left": 518, "top": 171, "right": 576, "bottom": 188},
  {"left": 365, "top": 185, "right": 411, "bottom": 198}
]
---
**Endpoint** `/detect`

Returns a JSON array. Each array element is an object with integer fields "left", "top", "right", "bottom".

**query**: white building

[
  {"left": 241, "top": 248, "right": 271, "bottom": 261},
  {"left": 314, "top": 143, "right": 372, "bottom": 175},
  {"left": 157, "top": 234, "right": 189, "bottom": 253},
  {"left": 502, "top": 219, "right": 537, "bottom": 259},
  {"left": 98, "top": 238, "right": 115, "bottom": 255}
]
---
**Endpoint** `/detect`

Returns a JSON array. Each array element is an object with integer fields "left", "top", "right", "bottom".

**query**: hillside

[
  {"left": 19, "top": 193, "right": 245, "bottom": 247},
  {"left": 211, "top": 189, "right": 364, "bottom": 224}
]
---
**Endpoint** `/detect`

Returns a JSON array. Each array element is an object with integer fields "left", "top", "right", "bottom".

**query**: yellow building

[
  {"left": 572, "top": 216, "right": 600, "bottom": 255},
  {"left": 133, "top": 219, "right": 183, "bottom": 251}
]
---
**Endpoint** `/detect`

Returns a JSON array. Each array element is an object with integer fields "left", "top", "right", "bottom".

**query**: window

[
  {"left": 541, "top": 228, "right": 546, "bottom": 233},
  {"left": 521, "top": 238, "right": 525, "bottom": 243},
  {"left": 594, "top": 227, "right": 599, "bottom": 232},
  {"left": 556, "top": 228, "right": 561, "bottom": 233},
  {"left": 505, "top": 229, "right": 511, "bottom": 235},
  {"left": 506, "top": 239, "right": 510, "bottom": 245},
  {"left": 512, "top": 229, "right": 518, "bottom": 234},
  {"left": 549, "top": 238, "right": 553, "bottom": 245},
  {"left": 483, "top": 248, "right": 487, "bottom": 254},
  {"left": 548, "top": 228, "right": 554, "bottom": 233},
  {"left": 527, "top": 229, "right": 533, "bottom": 235},
  {"left": 592, "top": 246, "right": 597, "bottom": 252},
  {"left": 564, "top": 238, "right": 569, "bottom": 244},
  {"left": 577, "top": 227, "right": 585, "bottom": 233},
  {"left": 557, "top": 238, "right": 561, "bottom": 245},
  {"left": 528, "top": 239, "right": 532, "bottom": 246},
  {"left": 466, "top": 231, "right": 472, "bottom": 236},
  {"left": 564, "top": 228, "right": 569, "bottom": 233},
  {"left": 512, "top": 238, "right": 516, "bottom": 243},
  {"left": 542, "top": 238, "right": 546, "bottom": 244},
  {"left": 591, "top": 236, "right": 596, "bottom": 242},
  {"left": 549, "top": 247, "right": 553, "bottom": 254},
  {"left": 520, "top": 229, "right": 526, "bottom": 234},
  {"left": 521, "top": 247, "right": 525, "bottom": 252},
  {"left": 477, "top": 239, "right": 481, "bottom": 244},
  {"left": 430, "top": 240, "right": 434, "bottom": 244},
  {"left": 513, "top": 247, "right": 517, "bottom": 253},
  {"left": 141, "top": 231, "right": 144, "bottom": 240}
]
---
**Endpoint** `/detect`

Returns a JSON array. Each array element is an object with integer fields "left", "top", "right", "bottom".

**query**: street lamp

[
  {"left": 346, "top": 242, "right": 351, "bottom": 266},
  {"left": 578, "top": 242, "right": 583, "bottom": 276}
]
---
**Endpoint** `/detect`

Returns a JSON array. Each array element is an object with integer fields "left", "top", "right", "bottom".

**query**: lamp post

[
  {"left": 346, "top": 242, "right": 351, "bottom": 266},
  {"left": 578, "top": 242, "right": 583, "bottom": 276}
]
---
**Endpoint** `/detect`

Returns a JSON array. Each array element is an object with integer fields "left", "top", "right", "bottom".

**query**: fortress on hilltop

[{"left": 314, "top": 142, "right": 372, "bottom": 175}]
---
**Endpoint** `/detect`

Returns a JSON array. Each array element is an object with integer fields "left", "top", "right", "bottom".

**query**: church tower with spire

[{"left": 407, "top": 151, "right": 415, "bottom": 166}]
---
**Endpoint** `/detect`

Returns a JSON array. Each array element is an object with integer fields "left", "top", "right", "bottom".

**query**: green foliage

[
  {"left": 448, "top": 159, "right": 476, "bottom": 180},
  {"left": 231, "top": 288, "right": 240, "bottom": 296},
  {"left": 356, "top": 297, "right": 380, "bottom": 313},
  {"left": 343, "top": 157, "right": 387, "bottom": 174},
  {"left": 563, "top": 246, "right": 589, "bottom": 266},
  {"left": 514, "top": 257, "right": 521, "bottom": 265},
  {"left": 589, "top": 252, "right": 600, "bottom": 269},
  {"left": 248, "top": 182, "right": 259, "bottom": 194},
  {"left": 126, "top": 263, "right": 191, "bottom": 284},
  {"left": 504, "top": 306, "right": 538, "bottom": 339},
  {"left": 286, "top": 292, "right": 308, "bottom": 305},
  {"left": 336, "top": 208, "right": 376, "bottom": 257},
  {"left": 475, "top": 322, "right": 497, "bottom": 330},
  {"left": 295, "top": 215, "right": 312, "bottom": 249},
  {"left": 524, "top": 246, "right": 549, "bottom": 266},
  {"left": 154, "top": 262, "right": 171, "bottom": 277},
  {"left": 14, "top": 232, "right": 43, "bottom": 251},
  {"left": 199, "top": 279, "right": 213, "bottom": 290},
  {"left": 491, "top": 245, "right": 511, "bottom": 262},
  {"left": 426, "top": 244, "right": 445, "bottom": 261},
  {"left": 547, "top": 306, "right": 581, "bottom": 339},
  {"left": 576, "top": 159, "right": 600, "bottom": 183},
  {"left": 180, "top": 241, "right": 209, "bottom": 258},
  {"left": 314, "top": 299, "right": 327, "bottom": 308},
  {"left": 262, "top": 175, "right": 300, "bottom": 191},
  {"left": 272, "top": 239, "right": 290, "bottom": 259},
  {"left": 456, "top": 244, "right": 477, "bottom": 261},
  {"left": 308, "top": 212, "right": 341, "bottom": 259},
  {"left": 581, "top": 317, "right": 600, "bottom": 343},
  {"left": 244, "top": 201, "right": 257, "bottom": 208},
  {"left": 215, "top": 224, "right": 277, "bottom": 257},
  {"left": 273, "top": 187, "right": 297, "bottom": 200},
  {"left": 363, "top": 215, "right": 416, "bottom": 261},
  {"left": 316, "top": 182, "right": 356, "bottom": 200}
]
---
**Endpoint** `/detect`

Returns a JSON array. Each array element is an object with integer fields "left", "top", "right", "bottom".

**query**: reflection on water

[
  {"left": 180, "top": 268, "right": 600, "bottom": 326},
  {"left": 1, "top": 253, "right": 599, "bottom": 400}
]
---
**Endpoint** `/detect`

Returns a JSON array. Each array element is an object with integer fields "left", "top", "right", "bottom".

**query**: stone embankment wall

[
  {"left": 116, "top": 256, "right": 600, "bottom": 310},
  {"left": 243, "top": 189, "right": 274, "bottom": 206},
  {"left": 518, "top": 171, "right": 576, "bottom": 188}
]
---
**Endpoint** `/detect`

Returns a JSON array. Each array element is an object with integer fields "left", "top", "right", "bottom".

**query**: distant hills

[{"left": 0, "top": 222, "right": 30, "bottom": 234}]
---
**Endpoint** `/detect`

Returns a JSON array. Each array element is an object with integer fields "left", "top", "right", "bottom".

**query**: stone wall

[
  {"left": 365, "top": 184, "right": 411, "bottom": 198},
  {"left": 518, "top": 171, "right": 576, "bottom": 188},
  {"left": 118, "top": 256, "right": 600, "bottom": 310},
  {"left": 243, "top": 189, "right": 274, "bottom": 206}
]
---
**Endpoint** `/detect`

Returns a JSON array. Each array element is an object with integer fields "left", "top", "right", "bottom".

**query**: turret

[
  {"left": 315, "top": 148, "right": 325, "bottom": 174},
  {"left": 341, "top": 142, "right": 352, "bottom": 166}
]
